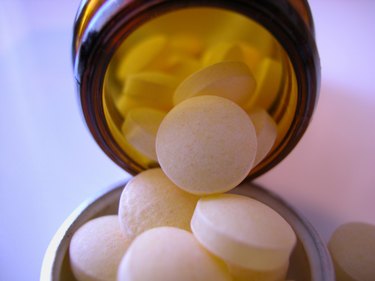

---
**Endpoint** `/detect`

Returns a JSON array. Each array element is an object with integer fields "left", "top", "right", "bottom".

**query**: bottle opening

[{"left": 102, "top": 7, "right": 297, "bottom": 175}]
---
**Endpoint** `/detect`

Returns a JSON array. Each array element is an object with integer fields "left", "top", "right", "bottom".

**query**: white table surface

[{"left": 0, "top": 1, "right": 374, "bottom": 280}]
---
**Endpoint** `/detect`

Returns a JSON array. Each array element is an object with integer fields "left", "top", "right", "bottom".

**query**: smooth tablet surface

[
  {"left": 116, "top": 35, "right": 167, "bottom": 79},
  {"left": 173, "top": 61, "right": 256, "bottom": 106},
  {"left": 115, "top": 72, "right": 177, "bottom": 116},
  {"left": 118, "top": 168, "right": 198, "bottom": 238},
  {"left": 164, "top": 54, "right": 201, "bottom": 80},
  {"left": 238, "top": 43, "right": 263, "bottom": 73},
  {"left": 170, "top": 34, "right": 204, "bottom": 56},
  {"left": 69, "top": 215, "right": 132, "bottom": 281},
  {"left": 121, "top": 107, "right": 166, "bottom": 161},
  {"left": 191, "top": 194, "right": 296, "bottom": 271},
  {"left": 156, "top": 95, "right": 257, "bottom": 195},
  {"left": 249, "top": 108, "right": 277, "bottom": 166},
  {"left": 202, "top": 42, "right": 244, "bottom": 66},
  {"left": 250, "top": 58, "right": 282, "bottom": 110},
  {"left": 202, "top": 41, "right": 262, "bottom": 76},
  {"left": 328, "top": 222, "right": 375, "bottom": 281},
  {"left": 117, "top": 227, "right": 232, "bottom": 281}
]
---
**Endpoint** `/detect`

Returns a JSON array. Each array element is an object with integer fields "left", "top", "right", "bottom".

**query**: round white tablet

[
  {"left": 118, "top": 168, "right": 198, "bottom": 238},
  {"left": 117, "top": 227, "right": 232, "bottom": 281},
  {"left": 328, "top": 222, "right": 375, "bottom": 281},
  {"left": 191, "top": 194, "right": 296, "bottom": 271},
  {"left": 156, "top": 95, "right": 257, "bottom": 195},
  {"left": 69, "top": 215, "right": 132, "bottom": 281}
]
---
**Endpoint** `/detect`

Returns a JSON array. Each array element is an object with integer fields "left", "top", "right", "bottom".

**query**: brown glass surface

[{"left": 73, "top": 0, "right": 320, "bottom": 179}]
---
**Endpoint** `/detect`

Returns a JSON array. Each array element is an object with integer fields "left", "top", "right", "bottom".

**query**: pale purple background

[{"left": 0, "top": 1, "right": 374, "bottom": 280}]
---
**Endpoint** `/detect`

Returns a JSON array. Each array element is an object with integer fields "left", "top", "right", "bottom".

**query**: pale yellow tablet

[
  {"left": 202, "top": 41, "right": 262, "bottom": 72},
  {"left": 118, "top": 168, "right": 198, "bottom": 238},
  {"left": 249, "top": 108, "right": 278, "bottom": 166},
  {"left": 170, "top": 34, "right": 204, "bottom": 57},
  {"left": 328, "top": 222, "right": 375, "bottom": 281},
  {"left": 163, "top": 54, "right": 201, "bottom": 80},
  {"left": 121, "top": 107, "right": 166, "bottom": 161},
  {"left": 69, "top": 215, "right": 132, "bottom": 281},
  {"left": 116, "top": 35, "right": 168, "bottom": 79},
  {"left": 117, "top": 227, "right": 232, "bottom": 281},
  {"left": 202, "top": 42, "right": 244, "bottom": 66},
  {"left": 115, "top": 71, "right": 177, "bottom": 116},
  {"left": 173, "top": 61, "right": 256, "bottom": 106},
  {"left": 191, "top": 194, "right": 296, "bottom": 271},
  {"left": 238, "top": 42, "right": 263, "bottom": 73},
  {"left": 156, "top": 95, "right": 257, "bottom": 195},
  {"left": 248, "top": 57, "right": 282, "bottom": 110}
]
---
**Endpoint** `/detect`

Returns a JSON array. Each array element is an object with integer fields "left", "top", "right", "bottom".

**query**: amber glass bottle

[{"left": 72, "top": 0, "right": 320, "bottom": 179}]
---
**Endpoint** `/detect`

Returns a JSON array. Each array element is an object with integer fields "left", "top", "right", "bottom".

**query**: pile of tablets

[{"left": 69, "top": 33, "right": 296, "bottom": 281}]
